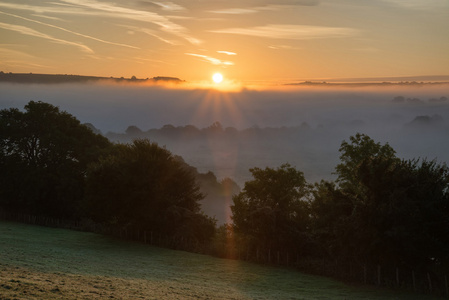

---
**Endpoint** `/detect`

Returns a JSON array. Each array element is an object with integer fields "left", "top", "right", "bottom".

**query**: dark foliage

[
  {"left": 85, "top": 139, "right": 216, "bottom": 242},
  {"left": 231, "top": 164, "right": 311, "bottom": 254},
  {"left": 309, "top": 133, "right": 449, "bottom": 270},
  {"left": 0, "top": 101, "right": 112, "bottom": 219}
]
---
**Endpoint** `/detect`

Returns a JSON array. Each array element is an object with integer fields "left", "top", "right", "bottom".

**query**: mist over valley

[
  {"left": 2, "top": 81, "right": 448, "bottom": 187},
  {"left": 2, "top": 81, "right": 449, "bottom": 224}
]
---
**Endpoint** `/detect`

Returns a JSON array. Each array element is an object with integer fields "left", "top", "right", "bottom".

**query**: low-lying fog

[{"left": 2, "top": 82, "right": 449, "bottom": 187}]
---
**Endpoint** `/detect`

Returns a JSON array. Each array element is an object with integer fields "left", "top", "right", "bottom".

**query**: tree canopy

[
  {"left": 0, "top": 101, "right": 112, "bottom": 218},
  {"left": 231, "top": 164, "right": 310, "bottom": 253},
  {"left": 311, "top": 133, "right": 449, "bottom": 268},
  {"left": 85, "top": 139, "right": 216, "bottom": 242}
]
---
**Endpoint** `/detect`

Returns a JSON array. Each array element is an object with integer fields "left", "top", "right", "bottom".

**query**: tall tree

[
  {"left": 231, "top": 164, "right": 310, "bottom": 253},
  {"left": 0, "top": 101, "right": 112, "bottom": 218},
  {"left": 85, "top": 139, "right": 215, "bottom": 242},
  {"left": 314, "top": 133, "right": 449, "bottom": 268}
]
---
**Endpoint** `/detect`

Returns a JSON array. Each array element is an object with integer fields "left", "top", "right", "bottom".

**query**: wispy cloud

[
  {"left": 59, "top": 0, "right": 201, "bottom": 45},
  {"left": 133, "top": 56, "right": 176, "bottom": 66},
  {"left": 30, "top": 14, "right": 65, "bottom": 21},
  {"left": 151, "top": 2, "right": 186, "bottom": 12},
  {"left": 0, "top": 11, "right": 139, "bottom": 50},
  {"left": 120, "top": 25, "right": 178, "bottom": 45},
  {"left": 185, "top": 0, "right": 319, "bottom": 8},
  {"left": 0, "top": 2, "right": 86, "bottom": 15},
  {"left": 206, "top": 0, "right": 319, "bottom": 14},
  {"left": 0, "top": 47, "right": 35, "bottom": 59},
  {"left": 0, "top": 52, "right": 51, "bottom": 69},
  {"left": 217, "top": 51, "right": 237, "bottom": 55},
  {"left": 210, "top": 24, "right": 358, "bottom": 40},
  {"left": 209, "top": 8, "right": 258, "bottom": 14},
  {"left": 0, "top": 21, "right": 93, "bottom": 53},
  {"left": 268, "top": 44, "right": 302, "bottom": 50},
  {"left": 207, "top": 0, "right": 319, "bottom": 13},
  {"left": 259, "top": 0, "right": 319, "bottom": 5},
  {"left": 185, "top": 53, "right": 234, "bottom": 66},
  {"left": 0, "top": 1, "right": 200, "bottom": 45}
]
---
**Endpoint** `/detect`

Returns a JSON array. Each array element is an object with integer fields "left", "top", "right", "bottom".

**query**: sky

[{"left": 0, "top": 0, "right": 448, "bottom": 84}]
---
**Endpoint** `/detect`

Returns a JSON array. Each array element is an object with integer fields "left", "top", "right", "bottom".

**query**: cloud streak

[
  {"left": 121, "top": 24, "right": 178, "bottom": 45},
  {"left": 217, "top": 51, "right": 237, "bottom": 55},
  {"left": 209, "top": 8, "right": 258, "bottom": 14},
  {"left": 0, "top": 20, "right": 93, "bottom": 53},
  {"left": 0, "top": 1, "right": 200, "bottom": 45},
  {"left": 185, "top": 53, "right": 234, "bottom": 66},
  {"left": 59, "top": 0, "right": 201, "bottom": 45},
  {"left": 210, "top": 24, "right": 359, "bottom": 40},
  {"left": 0, "top": 11, "right": 139, "bottom": 50},
  {"left": 151, "top": 1, "right": 186, "bottom": 12},
  {"left": 184, "top": 0, "right": 319, "bottom": 8},
  {"left": 205, "top": 0, "right": 319, "bottom": 14},
  {"left": 268, "top": 44, "right": 302, "bottom": 50}
]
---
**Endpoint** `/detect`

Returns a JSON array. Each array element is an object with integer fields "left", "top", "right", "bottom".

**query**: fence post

[
  {"left": 277, "top": 251, "right": 280, "bottom": 265},
  {"left": 268, "top": 249, "right": 271, "bottom": 263},
  {"left": 427, "top": 273, "right": 432, "bottom": 294}
]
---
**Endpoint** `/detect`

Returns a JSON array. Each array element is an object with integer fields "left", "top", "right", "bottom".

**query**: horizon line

[{"left": 2, "top": 71, "right": 449, "bottom": 85}]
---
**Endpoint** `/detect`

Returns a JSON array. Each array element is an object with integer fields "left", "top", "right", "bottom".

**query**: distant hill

[
  {"left": 286, "top": 75, "right": 449, "bottom": 86},
  {"left": 0, "top": 71, "right": 184, "bottom": 84},
  {"left": 287, "top": 80, "right": 449, "bottom": 87}
]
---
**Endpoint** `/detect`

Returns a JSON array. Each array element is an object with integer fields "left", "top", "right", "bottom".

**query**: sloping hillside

[{"left": 0, "top": 221, "right": 437, "bottom": 299}]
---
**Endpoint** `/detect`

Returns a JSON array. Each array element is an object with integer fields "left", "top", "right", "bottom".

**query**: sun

[{"left": 212, "top": 73, "right": 223, "bottom": 83}]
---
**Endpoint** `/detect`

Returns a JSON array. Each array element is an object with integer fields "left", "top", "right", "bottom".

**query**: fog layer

[{"left": 2, "top": 82, "right": 449, "bottom": 187}]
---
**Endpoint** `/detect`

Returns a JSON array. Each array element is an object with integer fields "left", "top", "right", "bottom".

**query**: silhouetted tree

[
  {"left": 125, "top": 125, "right": 143, "bottom": 135},
  {"left": 85, "top": 139, "right": 215, "bottom": 242},
  {"left": 231, "top": 164, "right": 311, "bottom": 254},
  {"left": 310, "top": 180, "right": 353, "bottom": 259},
  {"left": 312, "top": 133, "right": 449, "bottom": 269},
  {"left": 204, "top": 121, "right": 224, "bottom": 136},
  {"left": 0, "top": 101, "right": 112, "bottom": 218}
]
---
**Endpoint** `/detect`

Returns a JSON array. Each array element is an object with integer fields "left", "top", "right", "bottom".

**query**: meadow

[{"left": 0, "top": 221, "right": 439, "bottom": 299}]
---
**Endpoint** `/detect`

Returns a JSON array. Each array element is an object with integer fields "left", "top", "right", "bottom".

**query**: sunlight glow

[{"left": 212, "top": 73, "right": 223, "bottom": 83}]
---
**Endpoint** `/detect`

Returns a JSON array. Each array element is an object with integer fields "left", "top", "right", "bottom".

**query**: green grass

[{"left": 0, "top": 221, "right": 439, "bottom": 299}]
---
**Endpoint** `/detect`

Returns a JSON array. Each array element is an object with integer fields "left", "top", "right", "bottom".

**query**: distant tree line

[
  {"left": 0, "top": 72, "right": 184, "bottom": 84},
  {"left": 107, "top": 121, "right": 314, "bottom": 143},
  {"left": 107, "top": 100, "right": 448, "bottom": 144},
  {"left": 1, "top": 101, "right": 449, "bottom": 294},
  {"left": 392, "top": 95, "right": 448, "bottom": 104}
]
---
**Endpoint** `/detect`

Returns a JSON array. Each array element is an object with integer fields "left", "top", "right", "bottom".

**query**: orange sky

[{"left": 1, "top": 0, "right": 448, "bottom": 85}]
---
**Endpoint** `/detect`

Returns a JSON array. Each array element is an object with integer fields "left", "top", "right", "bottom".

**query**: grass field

[{"left": 0, "top": 221, "right": 439, "bottom": 299}]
